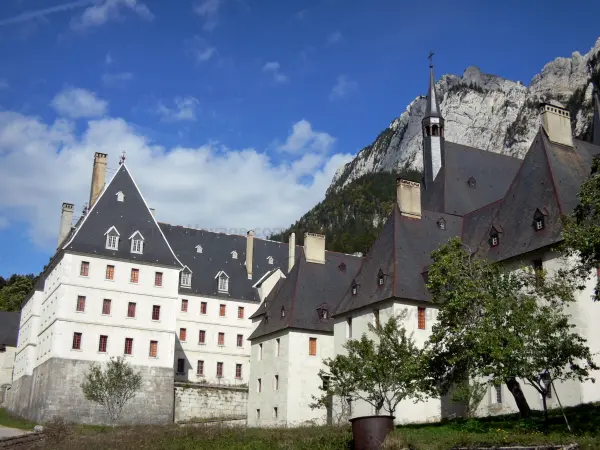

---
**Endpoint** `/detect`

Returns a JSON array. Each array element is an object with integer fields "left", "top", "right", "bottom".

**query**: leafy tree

[
  {"left": 426, "top": 237, "right": 597, "bottom": 427},
  {"left": 0, "top": 274, "right": 35, "bottom": 312},
  {"left": 312, "top": 313, "right": 432, "bottom": 416},
  {"left": 81, "top": 356, "right": 143, "bottom": 427},
  {"left": 450, "top": 380, "right": 486, "bottom": 418},
  {"left": 563, "top": 155, "right": 600, "bottom": 301}
]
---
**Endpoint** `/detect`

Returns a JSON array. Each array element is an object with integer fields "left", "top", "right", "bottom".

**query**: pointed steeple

[
  {"left": 422, "top": 52, "right": 445, "bottom": 187},
  {"left": 425, "top": 54, "right": 442, "bottom": 119},
  {"left": 593, "top": 84, "right": 600, "bottom": 146}
]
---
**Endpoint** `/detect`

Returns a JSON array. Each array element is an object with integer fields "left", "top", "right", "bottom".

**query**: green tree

[
  {"left": 0, "top": 274, "right": 35, "bottom": 312},
  {"left": 450, "top": 380, "right": 486, "bottom": 418},
  {"left": 81, "top": 356, "right": 143, "bottom": 427},
  {"left": 312, "top": 313, "right": 432, "bottom": 416},
  {"left": 426, "top": 238, "right": 597, "bottom": 427}
]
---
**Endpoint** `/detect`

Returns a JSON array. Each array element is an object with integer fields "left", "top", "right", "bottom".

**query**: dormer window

[
  {"left": 196, "top": 245, "right": 203, "bottom": 254},
  {"left": 216, "top": 271, "right": 229, "bottom": 293},
  {"left": 104, "top": 226, "right": 120, "bottom": 250},
  {"left": 129, "top": 231, "right": 144, "bottom": 254},
  {"left": 281, "top": 306, "right": 286, "bottom": 318},
  {"left": 533, "top": 209, "right": 546, "bottom": 231},
  {"left": 351, "top": 280, "right": 358, "bottom": 296},
  {"left": 468, "top": 177, "right": 476, "bottom": 189},
  {"left": 231, "top": 250, "right": 238, "bottom": 260},
  {"left": 116, "top": 191, "right": 125, "bottom": 202},
  {"left": 490, "top": 227, "right": 500, "bottom": 248},
  {"left": 437, "top": 218, "right": 446, "bottom": 230},
  {"left": 267, "top": 256, "right": 274, "bottom": 265},
  {"left": 181, "top": 268, "right": 192, "bottom": 288},
  {"left": 317, "top": 307, "right": 329, "bottom": 320},
  {"left": 338, "top": 262, "right": 347, "bottom": 272},
  {"left": 377, "top": 269, "right": 385, "bottom": 286}
]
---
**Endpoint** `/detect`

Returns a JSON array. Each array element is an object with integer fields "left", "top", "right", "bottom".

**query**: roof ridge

[{"left": 538, "top": 128, "right": 565, "bottom": 216}]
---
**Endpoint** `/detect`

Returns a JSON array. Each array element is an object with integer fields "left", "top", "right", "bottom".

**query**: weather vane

[
  {"left": 428, "top": 51, "right": 435, "bottom": 68},
  {"left": 119, "top": 150, "right": 126, "bottom": 165}
]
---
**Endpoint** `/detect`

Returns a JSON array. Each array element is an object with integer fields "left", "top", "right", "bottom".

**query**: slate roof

[
  {"left": 63, "top": 164, "right": 182, "bottom": 269},
  {"left": 249, "top": 249, "right": 363, "bottom": 339},
  {"left": 425, "top": 65, "right": 442, "bottom": 119},
  {"left": 0, "top": 311, "right": 20, "bottom": 348},
  {"left": 333, "top": 206, "right": 462, "bottom": 316},
  {"left": 160, "top": 224, "right": 292, "bottom": 301}
]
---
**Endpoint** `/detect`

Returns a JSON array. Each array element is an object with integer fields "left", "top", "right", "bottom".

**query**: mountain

[{"left": 271, "top": 38, "right": 600, "bottom": 253}]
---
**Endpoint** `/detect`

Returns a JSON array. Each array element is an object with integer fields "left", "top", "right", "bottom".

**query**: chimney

[
  {"left": 89, "top": 152, "right": 108, "bottom": 208},
  {"left": 540, "top": 102, "right": 573, "bottom": 147},
  {"left": 396, "top": 178, "right": 421, "bottom": 219},
  {"left": 288, "top": 232, "right": 296, "bottom": 272},
  {"left": 246, "top": 230, "right": 254, "bottom": 280},
  {"left": 150, "top": 208, "right": 156, "bottom": 217},
  {"left": 304, "top": 232, "right": 325, "bottom": 265},
  {"left": 57, "top": 202, "right": 74, "bottom": 248}
]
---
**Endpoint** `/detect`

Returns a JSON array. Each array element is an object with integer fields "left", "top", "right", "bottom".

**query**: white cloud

[
  {"left": 329, "top": 74, "right": 358, "bottom": 101},
  {"left": 278, "top": 119, "right": 336, "bottom": 154},
  {"left": 262, "top": 61, "right": 288, "bottom": 84},
  {"left": 0, "top": 112, "right": 352, "bottom": 248},
  {"left": 0, "top": 0, "right": 94, "bottom": 27},
  {"left": 0, "top": 78, "right": 8, "bottom": 90},
  {"left": 193, "top": 0, "right": 222, "bottom": 31},
  {"left": 102, "top": 72, "right": 134, "bottom": 86},
  {"left": 51, "top": 87, "right": 108, "bottom": 118},
  {"left": 186, "top": 36, "right": 218, "bottom": 63},
  {"left": 70, "top": 0, "right": 153, "bottom": 31},
  {"left": 155, "top": 96, "right": 200, "bottom": 122},
  {"left": 327, "top": 31, "right": 343, "bottom": 46}
]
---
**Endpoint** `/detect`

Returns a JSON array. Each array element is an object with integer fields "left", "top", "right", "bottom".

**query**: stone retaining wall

[{"left": 174, "top": 382, "right": 248, "bottom": 423}]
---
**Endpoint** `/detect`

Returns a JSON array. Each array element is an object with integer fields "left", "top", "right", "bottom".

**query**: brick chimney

[
  {"left": 396, "top": 178, "right": 421, "bottom": 218},
  {"left": 304, "top": 232, "right": 325, "bottom": 264},
  {"left": 89, "top": 152, "right": 108, "bottom": 208},
  {"left": 246, "top": 230, "right": 254, "bottom": 280},
  {"left": 540, "top": 101, "right": 573, "bottom": 147},
  {"left": 288, "top": 232, "right": 296, "bottom": 272},
  {"left": 57, "top": 202, "right": 74, "bottom": 248}
]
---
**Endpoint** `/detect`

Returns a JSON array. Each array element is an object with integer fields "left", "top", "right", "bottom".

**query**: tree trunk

[
  {"left": 505, "top": 377, "right": 531, "bottom": 418},
  {"left": 542, "top": 393, "right": 548, "bottom": 434}
]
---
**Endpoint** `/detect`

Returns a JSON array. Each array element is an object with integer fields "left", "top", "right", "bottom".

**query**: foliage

[
  {"left": 81, "top": 357, "right": 143, "bottom": 427},
  {"left": 450, "top": 380, "right": 486, "bottom": 418},
  {"left": 269, "top": 169, "right": 421, "bottom": 255},
  {"left": 312, "top": 313, "right": 432, "bottom": 416},
  {"left": 0, "top": 273, "right": 36, "bottom": 312},
  {"left": 564, "top": 155, "right": 600, "bottom": 301},
  {"left": 0, "top": 407, "right": 37, "bottom": 430},
  {"left": 45, "top": 416, "right": 73, "bottom": 445},
  {"left": 425, "top": 237, "right": 597, "bottom": 423}
]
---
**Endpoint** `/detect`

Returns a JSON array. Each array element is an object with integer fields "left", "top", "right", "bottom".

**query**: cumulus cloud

[
  {"left": 186, "top": 36, "right": 218, "bottom": 63},
  {"left": 329, "top": 74, "right": 358, "bottom": 101},
  {"left": 327, "top": 31, "right": 343, "bottom": 46},
  {"left": 0, "top": 0, "right": 94, "bottom": 27},
  {"left": 155, "top": 96, "right": 200, "bottom": 122},
  {"left": 70, "top": 0, "right": 153, "bottom": 31},
  {"left": 262, "top": 62, "right": 288, "bottom": 84},
  {"left": 51, "top": 87, "right": 108, "bottom": 118},
  {"left": 0, "top": 112, "right": 351, "bottom": 248},
  {"left": 278, "top": 119, "right": 335, "bottom": 154},
  {"left": 193, "top": 0, "right": 222, "bottom": 31},
  {"left": 102, "top": 72, "right": 134, "bottom": 86}
]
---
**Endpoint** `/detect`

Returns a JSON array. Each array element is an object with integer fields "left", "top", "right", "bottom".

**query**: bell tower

[{"left": 422, "top": 52, "right": 445, "bottom": 188}]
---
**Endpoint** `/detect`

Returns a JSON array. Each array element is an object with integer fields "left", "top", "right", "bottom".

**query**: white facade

[{"left": 0, "top": 346, "right": 16, "bottom": 387}]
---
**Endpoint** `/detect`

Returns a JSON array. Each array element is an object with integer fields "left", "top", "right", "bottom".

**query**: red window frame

[
  {"left": 216, "top": 362, "right": 223, "bottom": 378},
  {"left": 309, "top": 337, "right": 317, "bottom": 356},
  {"left": 237, "top": 334, "right": 243, "bottom": 347},
  {"left": 154, "top": 272, "right": 163, "bottom": 287},
  {"left": 238, "top": 306, "right": 244, "bottom": 319},
  {"left": 72, "top": 332, "right": 82, "bottom": 350},
  {"left": 181, "top": 299, "right": 188, "bottom": 312},
  {"left": 218, "top": 332, "right": 225, "bottom": 346},
  {"left": 235, "top": 364, "right": 242, "bottom": 379},
  {"left": 199, "top": 330, "right": 206, "bottom": 344},
  {"left": 130, "top": 268, "right": 139, "bottom": 283},
  {"left": 80, "top": 261, "right": 89, "bottom": 276},
  {"left": 418, "top": 307, "right": 426, "bottom": 330},
  {"left": 127, "top": 302, "right": 136, "bottom": 318},
  {"left": 200, "top": 302, "right": 207, "bottom": 314},
  {"left": 219, "top": 304, "right": 226, "bottom": 317},
  {"left": 180, "top": 328, "right": 187, "bottom": 342},
  {"left": 98, "top": 335, "right": 108, "bottom": 353},
  {"left": 102, "top": 299, "right": 111, "bottom": 315},
  {"left": 76, "top": 295, "right": 86, "bottom": 312},
  {"left": 197, "top": 360, "right": 204, "bottom": 376},
  {"left": 106, "top": 265, "right": 115, "bottom": 280},
  {"left": 152, "top": 305, "right": 160, "bottom": 321},
  {"left": 149, "top": 340, "right": 158, "bottom": 357},
  {"left": 124, "top": 338, "right": 133, "bottom": 355}
]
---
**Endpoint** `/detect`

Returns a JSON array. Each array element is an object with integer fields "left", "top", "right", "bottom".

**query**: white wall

[
  {"left": 13, "top": 289, "right": 42, "bottom": 378},
  {"left": 0, "top": 346, "right": 16, "bottom": 386}
]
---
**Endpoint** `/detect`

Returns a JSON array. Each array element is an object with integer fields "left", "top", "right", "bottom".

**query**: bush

[{"left": 44, "top": 416, "right": 72, "bottom": 444}]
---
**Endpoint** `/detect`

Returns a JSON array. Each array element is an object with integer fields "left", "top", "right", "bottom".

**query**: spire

[
  {"left": 593, "top": 84, "right": 600, "bottom": 146},
  {"left": 425, "top": 51, "right": 442, "bottom": 119}
]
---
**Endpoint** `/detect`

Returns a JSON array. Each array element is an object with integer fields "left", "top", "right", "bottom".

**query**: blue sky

[{"left": 0, "top": 0, "right": 599, "bottom": 277}]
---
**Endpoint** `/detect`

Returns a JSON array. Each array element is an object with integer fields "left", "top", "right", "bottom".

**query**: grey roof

[
  {"left": 423, "top": 142, "right": 522, "bottom": 216},
  {"left": 334, "top": 205, "right": 462, "bottom": 316},
  {"left": 0, "top": 311, "right": 20, "bottom": 347},
  {"left": 249, "top": 249, "right": 363, "bottom": 340},
  {"left": 424, "top": 65, "right": 442, "bottom": 119},
  {"left": 160, "top": 224, "right": 291, "bottom": 301},
  {"left": 63, "top": 164, "right": 181, "bottom": 269}
]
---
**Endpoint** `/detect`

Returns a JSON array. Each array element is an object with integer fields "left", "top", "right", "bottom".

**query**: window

[
  {"left": 238, "top": 306, "right": 244, "bottom": 319},
  {"left": 490, "top": 229, "right": 500, "bottom": 248},
  {"left": 149, "top": 340, "right": 158, "bottom": 358},
  {"left": 256, "top": 409, "right": 260, "bottom": 420},
  {"left": 200, "top": 302, "right": 207, "bottom": 314},
  {"left": 218, "top": 332, "right": 225, "bottom": 346},
  {"left": 235, "top": 364, "right": 242, "bottom": 379},
  {"left": 418, "top": 307, "right": 426, "bottom": 330},
  {"left": 468, "top": 177, "right": 477, "bottom": 189},
  {"left": 102, "top": 299, "right": 111, "bottom": 315},
  {"left": 197, "top": 360, "right": 204, "bottom": 376},
  {"left": 181, "top": 299, "right": 188, "bottom": 312},
  {"left": 196, "top": 245, "right": 203, "bottom": 254},
  {"left": 274, "top": 375, "right": 279, "bottom": 390},
  {"left": 378, "top": 269, "right": 385, "bottom": 286},
  {"left": 309, "top": 337, "right": 317, "bottom": 356},
  {"left": 127, "top": 302, "right": 136, "bottom": 318},
  {"left": 72, "top": 332, "right": 82, "bottom": 350},
  {"left": 259, "top": 343, "right": 263, "bottom": 361},
  {"left": 177, "top": 358, "right": 185, "bottom": 374},
  {"left": 152, "top": 305, "right": 160, "bottom": 321},
  {"left": 373, "top": 309, "right": 380, "bottom": 327},
  {"left": 437, "top": 218, "right": 447, "bottom": 230},
  {"left": 130, "top": 268, "right": 139, "bottom": 283},
  {"left": 258, "top": 378, "right": 262, "bottom": 392},
  {"left": 267, "top": 256, "right": 274, "bottom": 265},
  {"left": 276, "top": 338, "right": 280, "bottom": 357},
  {"left": 98, "top": 335, "right": 107, "bottom": 353},
  {"left": 154, "top": 272, "right": 163, "bottom": 287},
  {"left": 347, "top": 317, "right": 352, "bottom": 339},
  {"left": 535, "top": 218, "right": 545, "bottom": 231},
  {"left": 494, "top": 384, "right": 502, "bottom": 404},
  {"left": 116, "top": 191, "right": 125, "bottom": 202},
  {"left": 181, "top": 272, "right": 191, "bottom": 287},
  {"left": 106, "top": 234, "right": 119, "bottom": 250},
  {"left": 237, "top": 334, "right": 243, "bottom": 347},
  {"left": 218, "top": 273, "right": 229, "bottom": 292},
  {"left": 80, "top": 261, "right": 89, "bottom": 277},
  {"left": 216, "top": 362, "right": 223, "bottom": 378},
  {"left": 231, "top": 250, "right": 238, "bottom": 259},
  {"left": 273, "top": 407, "right": 278, "bottom": 418},
  {"left": 106, "top": 265, "right": 115, "bottom": 280},
  {"left": 351, "top": 280, "right": 358, "bottom": 296},
  {"left": 281, "top": 306, "right": 286, "bottom": 317},
  {"left": 131, "top": 239, "right": 143, "bottom": 254},
  {"left": 180, "top": 328, "right": 187, "bottom": 342},
  {"left": 199, "top": 330, "right": 206, "bottom": 344},
  {"left": 219, "top": 304, "right": 226, "bottom": 317},
  {"left": 124, "top": 338, "right": 133, "bottom": 355},
  {"left": 318, "top": 307, "right": 328, "bottom": 320},
  {"left": 76, "top": 295, "right": 86, "bottom": 312}
]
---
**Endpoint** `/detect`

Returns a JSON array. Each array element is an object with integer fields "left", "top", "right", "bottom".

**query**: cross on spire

[
  {"left": 428, "top": 51, "right": 435, "bottom": 68},
  {"left": 119, "top": 151, "right": 126, "bottom": 165}
]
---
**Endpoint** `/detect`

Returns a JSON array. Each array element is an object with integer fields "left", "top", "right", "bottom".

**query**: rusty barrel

[{"left": 349, "top": 415, "right": 395, "bottom": 450}]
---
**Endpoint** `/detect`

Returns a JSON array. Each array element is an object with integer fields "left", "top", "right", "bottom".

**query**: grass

[
  {"left": 2, "top": 403, "right": 600, "bottom": 449},
  {"left": 0, "top": 408, "right": 36, "bottom": 430}
]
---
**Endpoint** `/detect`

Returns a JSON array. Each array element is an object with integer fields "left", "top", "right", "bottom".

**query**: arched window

[
  {"left": 432, "top": 125, "right": 439, "bottom": 136},
  {"left": 424, "top": 125, "right": 431, "bottom": 137}
]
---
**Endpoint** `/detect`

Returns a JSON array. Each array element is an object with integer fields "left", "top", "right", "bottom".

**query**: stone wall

[
  {"left": 6, "top": 357, "right": 174, "bottom": 425},
  {"left": 174, "top": 382, "right": 248, "bottom": 423}
]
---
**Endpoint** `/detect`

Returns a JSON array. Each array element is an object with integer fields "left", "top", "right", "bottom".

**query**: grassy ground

[
  {"left": 2, "top": 404, "right": 600, "bottom": 449},
  {"left": 0, "top": 408, "right": 36, "bottom": 430}
]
